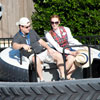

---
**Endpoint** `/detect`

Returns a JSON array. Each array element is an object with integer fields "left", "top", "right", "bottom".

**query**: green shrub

[{"left": 32, "top": 0, "right": 100, "bottom": 37}]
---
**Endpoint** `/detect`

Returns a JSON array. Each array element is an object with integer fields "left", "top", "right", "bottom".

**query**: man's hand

[
  {"left": 12, "top": 42, "right": 32, "bottom": 52},
  {"left": 21, "top": 44, "right": 31, "bottom": 52}
]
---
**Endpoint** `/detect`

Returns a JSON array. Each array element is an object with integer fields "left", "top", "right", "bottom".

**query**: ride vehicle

[{"left": 0, "top": 36, "right": 100, "bottom": 99}]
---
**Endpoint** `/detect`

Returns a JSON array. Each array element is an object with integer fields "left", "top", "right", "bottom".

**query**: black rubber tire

[
  {"left": 0, "top": 78, "right": 100, "bottom": 100},
  {"left": 0, "top": 58, "right": 29, "bottom": 82}
]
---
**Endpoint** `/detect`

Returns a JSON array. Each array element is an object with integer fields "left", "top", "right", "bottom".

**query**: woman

[{"left": 45, "top": 15, "right": 82, "bottom": 80}]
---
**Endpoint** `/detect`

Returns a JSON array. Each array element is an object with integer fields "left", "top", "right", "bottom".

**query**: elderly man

[{"left": 12, "top": 17, "right": 65, "bottom": 82}]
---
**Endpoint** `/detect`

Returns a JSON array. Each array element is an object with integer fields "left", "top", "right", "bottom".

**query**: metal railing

[
  {"left": 62, "top": 44, "right": 95, "bottom": 79},
  {"left": 0, "top": 36, "right": 100, "bottom": 80},
  {"left": 0, "top": 38, "right": 12, "bottom": 48},
  {"left": 0, "top": 35, "right": 100, "bottom": 48},
  {"left": 74, "top": 35, "right": 100, "bottom": 49}
]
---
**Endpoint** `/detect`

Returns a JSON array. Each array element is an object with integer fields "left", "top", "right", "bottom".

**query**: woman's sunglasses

[{"left": 51, "top": 21, "right": 59, "bottom": 25}]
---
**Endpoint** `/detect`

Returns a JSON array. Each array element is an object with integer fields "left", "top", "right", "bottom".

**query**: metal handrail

[
  {"left": 0, "top": 38, "right": 12, "bottom": 48},
  {"left": 0, "top": 35, "right": 100, "bottom": 48},
  {"left": 63, "top": 44, "right": 95, "bottom": 79},
  {"left": 20, "top": 48, "right": 38, "bottom": 82},
  {"left": 0, "top": 36, "right": 100, "bottom": 80}
]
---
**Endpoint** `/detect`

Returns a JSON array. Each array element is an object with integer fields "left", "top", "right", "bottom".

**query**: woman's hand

[{"left": 70, "top": 51, "right": 79, "bottom": 56}]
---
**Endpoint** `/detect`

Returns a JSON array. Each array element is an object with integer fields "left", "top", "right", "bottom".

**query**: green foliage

[{"left": 31, "top": 0, "right": 100, "bottom": 37}]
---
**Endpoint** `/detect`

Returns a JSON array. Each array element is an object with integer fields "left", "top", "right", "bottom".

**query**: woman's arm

[{"left": 65, "top": 27, "right": 82, "bottom": 45}]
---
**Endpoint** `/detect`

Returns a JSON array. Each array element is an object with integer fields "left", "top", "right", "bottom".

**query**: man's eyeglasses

[
  {"left": 22, "top": 25, "right": 31, "bottom": 29},
  {"left": 51, "top": 21, "right": 59, "bottom": 25}
]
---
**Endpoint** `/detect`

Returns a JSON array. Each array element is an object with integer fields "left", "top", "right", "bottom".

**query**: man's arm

[
  {"left": 38, "top": 39, "right": 51, "bottom": 50},
  {"left": 12, "top": 42, "right": 31, "bottom": 51},
  {"left": 38, "top": 38, "right": 57, "bottom": 56},
  {"left": 12, "top": 43, "right": 23, "bottom": 50}
]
